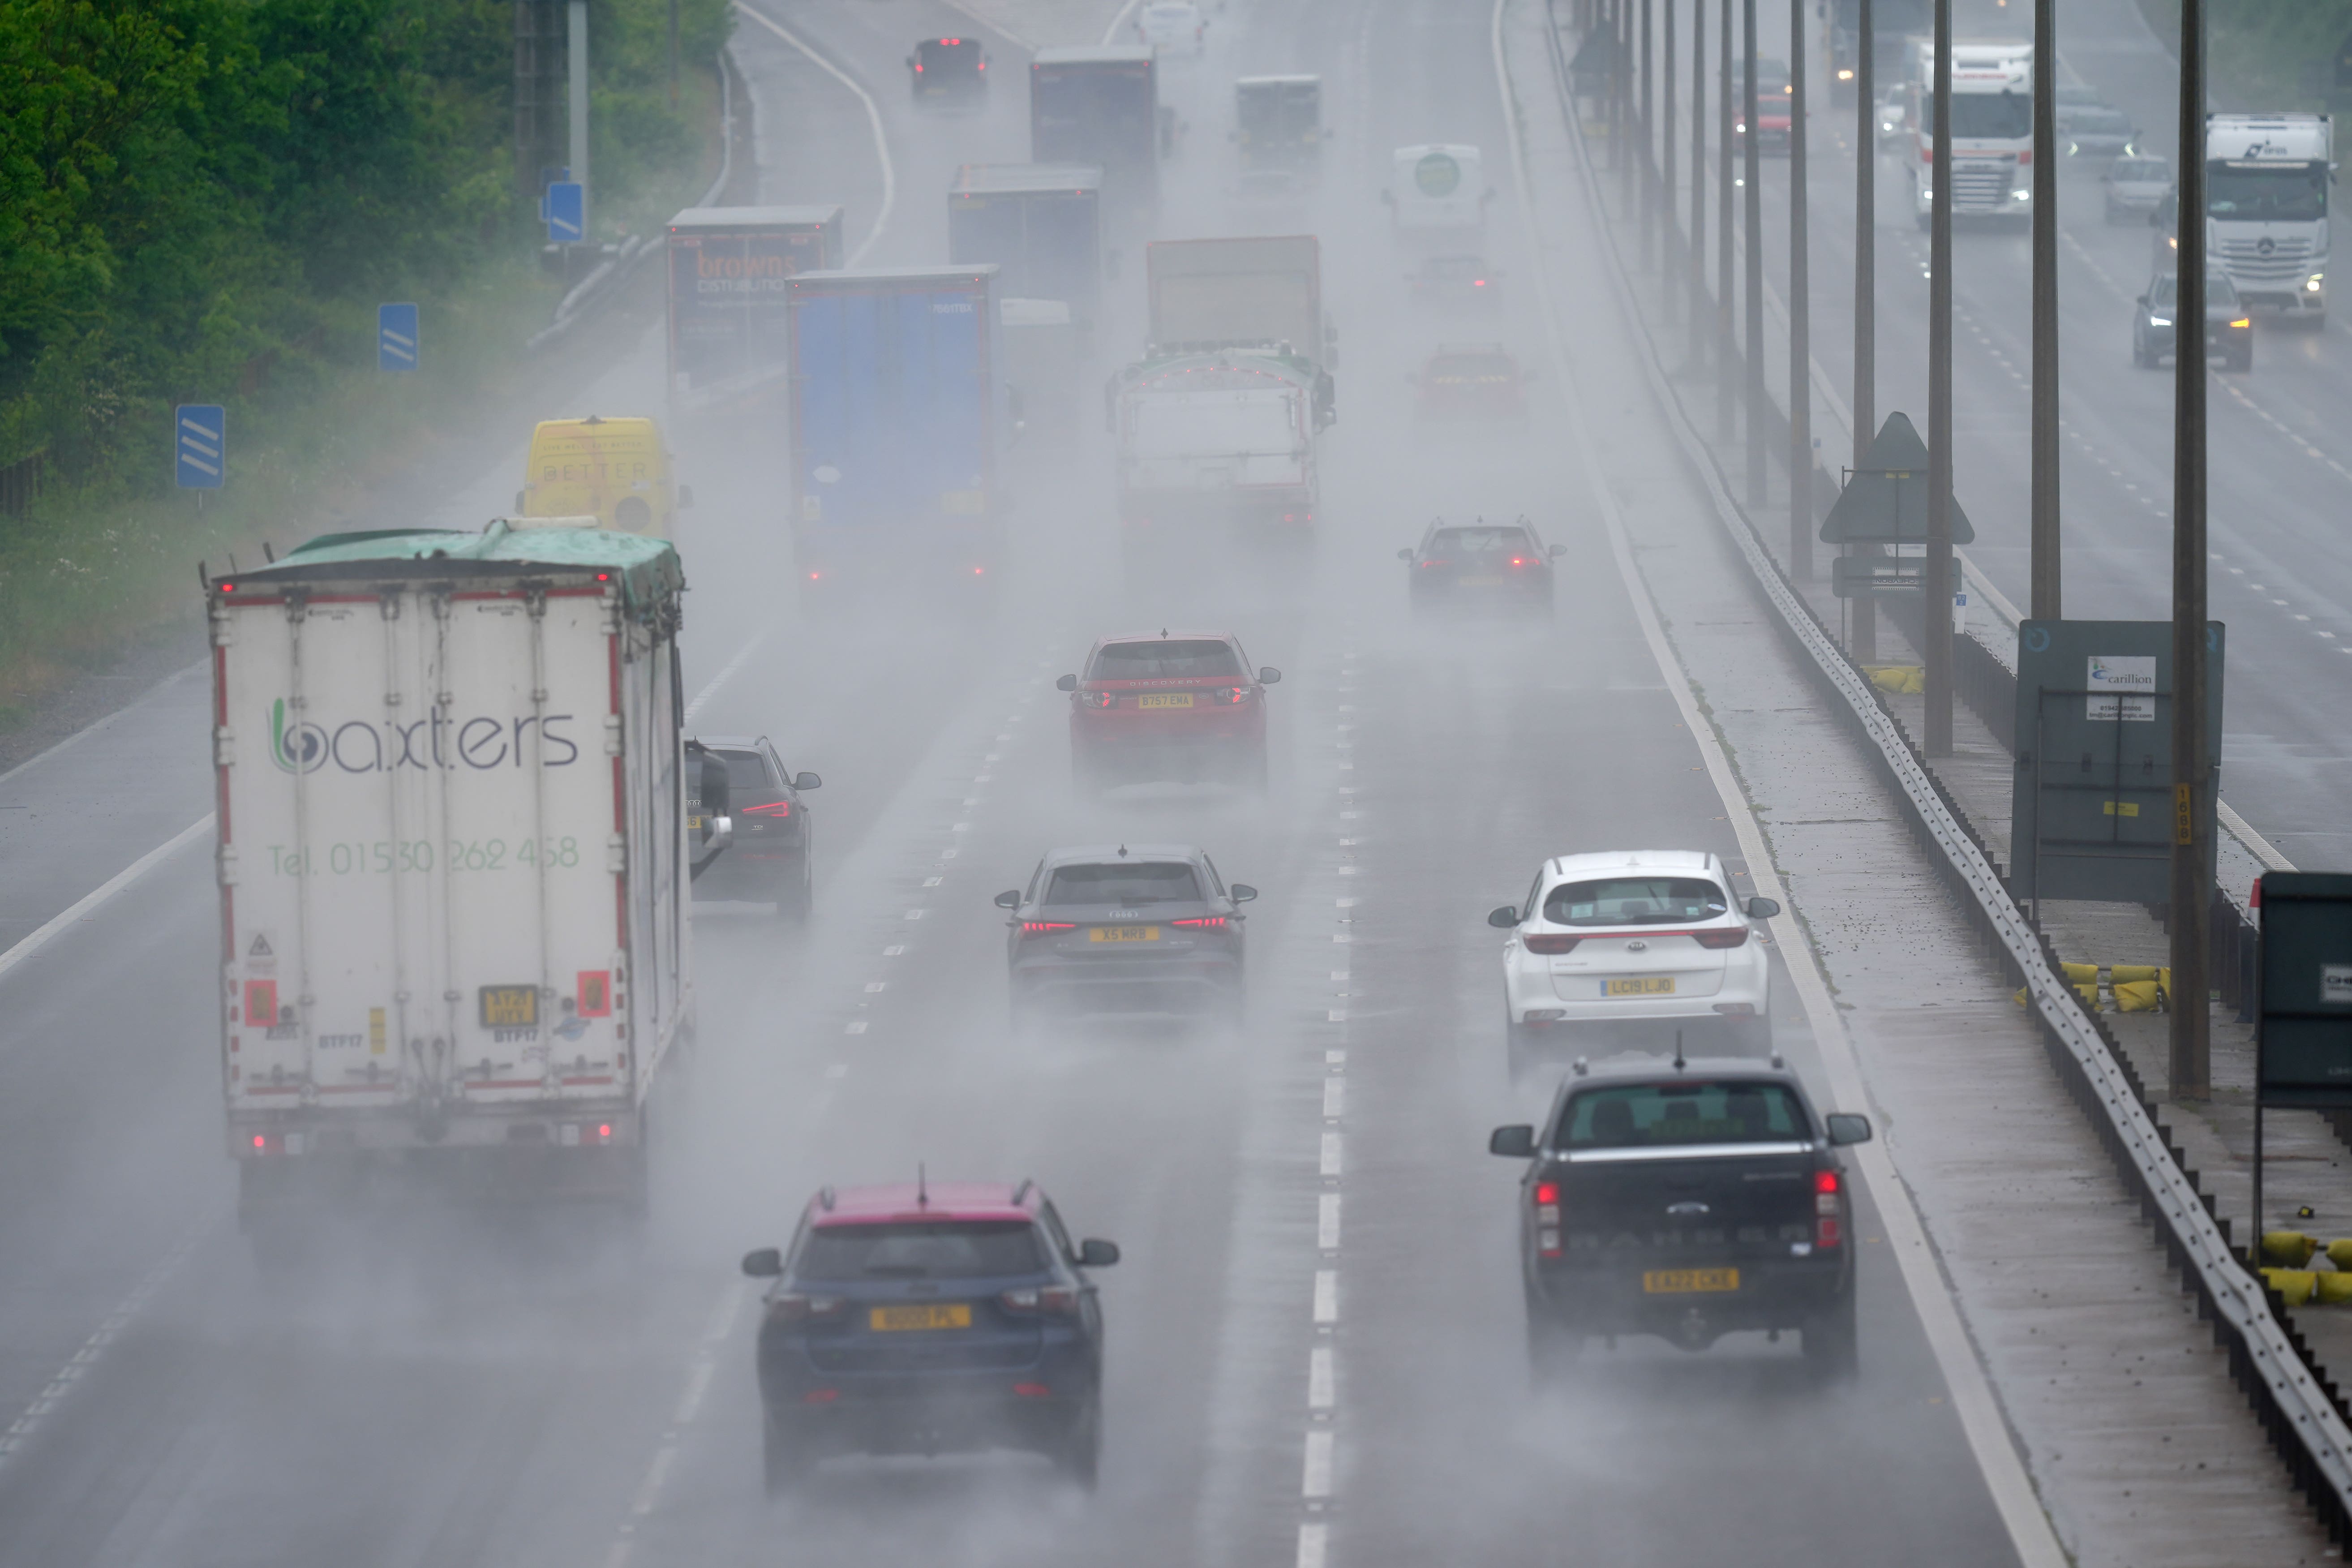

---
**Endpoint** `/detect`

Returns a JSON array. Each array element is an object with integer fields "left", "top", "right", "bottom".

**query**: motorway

[
  {"left": 0, "top": 0, "right": 2220, "bottom": 1561},
  {"left": 1660, "top": 0, "right": 2352, "bottom": 866}
]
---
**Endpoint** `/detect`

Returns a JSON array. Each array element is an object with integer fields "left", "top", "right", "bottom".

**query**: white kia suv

[{"left": 1490, "top": 850, "right": 1778, "bottom": 1073}]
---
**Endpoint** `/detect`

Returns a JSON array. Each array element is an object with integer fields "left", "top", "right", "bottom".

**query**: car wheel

[
  {"left": 1055, "top": 1398, "right": 1102, "bottom": 1490},
  {"left": 1803, "top": 1289, "right": 1859, "bottom": 1383},
  {"left": 763, "top": 1409, "right": 814, "bottom": 1497}
]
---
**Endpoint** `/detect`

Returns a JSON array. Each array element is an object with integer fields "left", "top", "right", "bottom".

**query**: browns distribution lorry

[
  {"left": 207, "top": 519, "right": 706, "bottom": 1240},
  {"left": 665, "top": 205, "right": 846, "bottom": 403}
]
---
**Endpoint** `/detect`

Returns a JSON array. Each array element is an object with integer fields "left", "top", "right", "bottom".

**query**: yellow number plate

[
  {"left": 478, "top": 985, "right": 539, "bottom": 1027},
  {"left": 1137, "top": 693, "right": 1195, "bottom": 709},
  {"left": 1089, "top": 926, "right": 1161, "bottom": 943},
  {"left": 870, "top": 1303, "right": 972, "bottom": 1332},
  {"left": 1603, "top": 977, "right": 1677, "bottom": 997},
  {"left": 1642, "top": 1268, "right": 1740, "bottom": 1294},
  {"left": 687, "top": 815, "right": 703, "bottom": 830}
]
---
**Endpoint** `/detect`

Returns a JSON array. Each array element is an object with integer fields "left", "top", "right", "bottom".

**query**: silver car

[{"left": 2104, "top": 155, "right": 2172, "bottom": 223}]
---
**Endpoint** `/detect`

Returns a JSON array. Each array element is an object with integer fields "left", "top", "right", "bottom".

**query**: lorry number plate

[{"left": 479, "top": 985, "right": 539, "bottom": 1027}]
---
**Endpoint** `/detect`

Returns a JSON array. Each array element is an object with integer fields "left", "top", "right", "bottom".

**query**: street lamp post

[
  {"left": 1788, "top": 0, "right": 1812, "bottom": 578},
  {"left": 2031, "top": 0, "right": 2061, "bottom": 621},
  {"left": 2170, "top": 0, "right": 2211, "bottom": 1099},
  {"left": 1718, "top": 0, "right": 1736, "bottom": 442},
  {"left": 1852, "top": 0, "right": 1877, "bottom": 659},
  {"left": 1925, "top": 0, "right": 1954, "bottom": 755},
  {"left": 1743, "top": 0, "right": 1766, "bottom": 507},
  {"left": 1691, "top": 0, "right": 1709, "bottom": 356}
]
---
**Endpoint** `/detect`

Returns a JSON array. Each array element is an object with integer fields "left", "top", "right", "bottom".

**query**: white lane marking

[
  {"left": 1323, "top": 1078, "right": 1345, "bottom": 1119},
  {"left": 1308, "top": 1346, "right": 1335, "bottom": 1409},
  {"left": 0, "top": 813, "right": 213, "bottom": 991},
  {"left": 604, "top": 1283, "right": 749, "bottom": 1566},
  {"left": 845, "top": 1020, "right": 868, "bottom": 1035},
  {"left": 1316, "top": 1194, "right": 1341, "bottom": 1251},
  {"left": 1492, "top": 9, "right": 2067, "bottom": 1565},
  {"left": 0, "top": 1207, "right": 217, "bottom": 1469},
  {"left": 1300, "top": 1430, "right": 1334, "bottom": 1498},
  {"left": 1319, "top": 1132, "right": 1343, "bottom": 1177},
  {"left": 731, "top": 4, "right": 894, "bottom": 266},
  {"left": 1297, "top": 1521, "right": 1331, "bottom": 1568},
  {"left": 1100, "top": 0, "right": 1145, "bottom": 45},
  {"left": 1313, "top": 1270, "right": 1338, "bottom": 1324},
  {"left": 904, "top": 908, "right": 925, "bottom": 920},
  {"left": 681, "top": 629, "right": 769, "bottom": 722},
  {"left": 1325, "top": 1009, "right": 1346, "bottom": 1023},
  {"left": 864, "top": 981, "right": 886, "bottom": 992},
  {"left": 883, "top": 945, "right": 906, "bottom": 956}
]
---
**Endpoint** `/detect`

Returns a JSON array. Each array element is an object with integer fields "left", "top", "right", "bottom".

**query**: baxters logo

[{"left": 271, "top": 699, "right": 328, "bottom": 773}]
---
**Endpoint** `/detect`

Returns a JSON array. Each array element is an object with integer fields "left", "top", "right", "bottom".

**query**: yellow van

[{"left": 515, "top": 415, "right": 690, "bottom": 536}]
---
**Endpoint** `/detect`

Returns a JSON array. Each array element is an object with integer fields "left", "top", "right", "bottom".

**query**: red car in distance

[{"left": 1059, "top": 632, "right": 1280, "bottom": 795}]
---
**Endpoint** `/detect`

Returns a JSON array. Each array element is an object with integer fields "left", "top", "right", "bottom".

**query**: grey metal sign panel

[
  {"left": 1820, "top": 412, "right": 1976, "bottom": 544},
  {"left": 2010, "top": 619, "right": 2223, "bottom": 906},
  {"left": 2259, "top": 872, "right": 2352, "bottom": 1108}
]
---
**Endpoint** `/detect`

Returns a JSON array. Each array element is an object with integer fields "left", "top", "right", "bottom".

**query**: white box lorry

[
  {"left": 207, "top": 519, "right": 699, "bottom": 1231},
  {"left": 2205, "top": 112, "right": 2332, "bottom": 319}
]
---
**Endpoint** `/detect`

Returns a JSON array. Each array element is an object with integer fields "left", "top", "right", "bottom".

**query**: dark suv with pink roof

[{"left": 742, "top": 1180, "right": 1120, "bottom": 1491}]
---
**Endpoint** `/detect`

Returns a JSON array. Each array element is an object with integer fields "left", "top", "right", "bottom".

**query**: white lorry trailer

[
  {"left": 2205, "top": 112, "right": 2332, "bottom": 320},
  {"left": 1906, "top": 40, "right": 2034, "bottom": 226},
  {"left": 207, "top": 519, "right": 698, "bottom": 1233},
  {"left": 1110, "top": 347, "right": 1325, "bottom": 536}
]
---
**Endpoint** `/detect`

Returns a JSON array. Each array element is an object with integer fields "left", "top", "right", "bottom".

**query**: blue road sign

[
  {"left": 546, "top": 181, "right": 585, "bottom": 244},
  {"left": 175, "top": 405, "right": 224, "bottom": 490},
  {"left": 378, "top": 303, "right": 419, "bottom": 371}
]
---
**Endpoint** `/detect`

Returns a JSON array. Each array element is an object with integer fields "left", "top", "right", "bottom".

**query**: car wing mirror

[
  {"left": 741, "top": 1247, "right": 783, "bottom": 1278},
  {"left": 1258, "top": 667, "right": 1280, "bottom": 684},
  {"left": 1489, "top": 1124, "right": 1537, "bottom": 1158},
  {"left": 1825, "top": 1113, "right": 1874, "bottom": 1147},
  {"left": 1398, "top": 547, "right": 1415, "bottom": 560},
  {"left": 793, "top": 771, "right": 822, "bottom": 790},
  {"left": 1077, "top": 1237, "right": 1120, "bottom": 1267},
  {"left": 1745, "top": 896, "right": 1781, "bottom": 919},
  {"left": 994, "top": 889, "right": 1021, "bottom": 910},
  {"left": 2135, "top": 293, "right": 2148, "bottom": 306},
  {"left": 1549, "top": 542, "right": 1565, "bottom": 557},
  {"left": 1056, "top": 673, "right": 1078, "bottom": 691},
  {"left": 1488, "top": 905, "right": 1520, "bottom": 929},
  {"left": 1229, "top": 883, "right": 1258, "bottom": 903}
]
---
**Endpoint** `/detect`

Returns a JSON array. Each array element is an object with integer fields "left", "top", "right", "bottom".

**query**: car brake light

[
  {"left": 1815, "top": 1169, "right": 1842, "bottom": 1248},
  {"left": 1081, "top": 690, "right": 1115, "bottom": 708},
  {"left": 803, "top": 1388, "right": 841, "bottom": 1403},
  {"left": 914, "top": 60, "right": 923, "bottom": 70},
  {"left": 769, "top": 1293, "right": 847, "bottom": 1323},
  {"left": 742, "top": 800, "right": 792, "bottom": 818},
  {"left": 1691, "top": 928, "right": 1750, "bottom": 949},
  {"left": 1001, "top": 1285, "right": 1080, "bottom": 1315},
  {"left": 1013, "top": 1381, "right": 1052, "bottom": 1397},
  {"left": 1523, "top": 933, "right": 1579, "bottom": 954},
  {"left": 1172, "top": 915, "right": 1226, "bottom": 928},
  {"left": 1534, "top": 1181, "right": 1562, "bottom": 1257},
  {"left": 1023, "top": 921, "right": 1077, "bottom": 936}
]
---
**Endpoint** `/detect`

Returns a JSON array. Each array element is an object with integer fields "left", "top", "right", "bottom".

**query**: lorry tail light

[
  {"left": 252, "top": 1133, "right": 269, "bottom": 1152},
  {"left": 1523, "top": 934, "right": 1579, "bottom": 954},
  {"left": 1022, "top": 921, "right": 1076, "bottom": 937},
  {"left": 597, "top": 1123, "right": 613, "bottom": 1141},
  {"left": 1013, "top": 1382, "right": 1052, "bottom": 1397},
  {"left": 742, "top": 800, "right": 793, "bottom": 818},
  {"left": 803, "top": 1388, "right": 841, "bottom": 1402},
  {"left": 1691, "top": 928, "right": 1750, "bottom": 949}
]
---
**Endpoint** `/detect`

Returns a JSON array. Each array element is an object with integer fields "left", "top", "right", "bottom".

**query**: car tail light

[
  {"left": 1012, "top": 1381, "right": 1052, "bottom": 1397},
  {"left": 1534, "top": 1181, "right": 1562, "bottom": 1258},
  {"left": 1022, "top": 922, "right": 1076, "bottom": 937},
  {"left": 1081, "top": 690, "right": 1115, "bottom": 708},
  {"left": 742, "top": 800, "right": 792, "bottom": 818},
  {"left": 1417, "top": 558, "right": 1449, "bottom": 569},
  {"left": 913, "top": 60, "right": 923, "bottom": 70},
  {"left": 1509, "top": 556, "right": 1529, "bottom": 567},
  {"left": 1000, "top": 1285, "right": 1080, "bottom": 1315},
  {"left": 1172, "top": 915, "right": 1226, "bottom": 928},
  {"left": 769, "top": 1293, "right": 847, "bottom": 1324},
  {"left": 803, "top": 1388, "right": 841, "bottom": 1403},
  {"left": 1691, "top": 928, "right": 1749, "bottom": 949},
  {"left": 1205, "top": 686, "right": 1248, "bottom": 704},
  {"left": 1523, "top": 933, "right": 1579, "bottom": 954},
  {"left": 1815, "top": 1169, "right": 1842, "bottom": 1249}
]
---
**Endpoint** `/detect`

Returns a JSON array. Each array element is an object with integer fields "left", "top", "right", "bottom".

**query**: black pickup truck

[{"left": 1489, "top": 1056, "right": 1873, "bottom": 1381}]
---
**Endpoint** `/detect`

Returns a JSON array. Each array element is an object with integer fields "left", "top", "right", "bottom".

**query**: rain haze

[{"left": 0, "top": 0, "right": 2348, "bottom": 1563}]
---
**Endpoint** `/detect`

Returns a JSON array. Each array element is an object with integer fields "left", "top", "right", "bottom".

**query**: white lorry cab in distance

[
  {"left": 1906, "top": 39, "right": 2034, "bottom": 227},
  {"left": 205, "top": 518, "right": 704, "bottom": 1243},
  {"left": 2205, "top": 112, "right": 2334, "bottom": 320}
]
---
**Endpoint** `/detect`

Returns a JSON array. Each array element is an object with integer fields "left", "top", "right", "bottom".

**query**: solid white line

[
  {"left": 682, "top": 629, "right": 768, "bottom": 722},
  {"left": 1491, "top": 6, "right": 2067, "bottom": 1566},
  {"left": 0, "top": 813, "right": 214, "bottom": 989},
  {"left": 1296, "top": 1521, "right": 1330, "bottom": 1568},
  {"left": 732, "top": 3, "right": 895, "bottom": 266}
]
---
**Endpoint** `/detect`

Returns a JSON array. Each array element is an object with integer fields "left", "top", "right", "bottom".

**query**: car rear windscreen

[
  {"left": 917, "top": 39, "right": 982, "bottom": 73},
  {"left": 1090, "top": 639, "right": 1242, "bottom": 679},
  {"left": 1045, "top": 861, "right": 1203, "bottom": 905},
  {"left": 1543, "top": 876, "right": 1728, "bottom": 927},
  {"left": 1557, "top": 1081, "right": 1812, "bottom": 1148},
  {"left": 798, "top": 1220, "right": 1043, "bottom": 1280},
  {"left": 714, "top": 749, "right": 773, "bottom": 795},
  {"left": 1431, "top": 526, "right": 1534, "bottom": 554}
]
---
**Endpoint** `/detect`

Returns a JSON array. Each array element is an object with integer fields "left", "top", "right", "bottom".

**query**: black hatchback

[
  {"left": 997, "top": 844, "right": 1253, "bottom": 1026},
  {"left": 1400, "top": 516, "right": 1562, "bottom": 616}
]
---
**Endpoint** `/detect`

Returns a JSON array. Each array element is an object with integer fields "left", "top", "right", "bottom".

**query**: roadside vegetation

[
  {"left": 0, "top": 0, "right": 730, "bottom": 726},
  {"left": 2132, "top": 0, "right": 2352, "bottom": 109}
]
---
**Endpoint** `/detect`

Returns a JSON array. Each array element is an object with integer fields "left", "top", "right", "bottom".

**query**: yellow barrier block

[
  {"left": 2264, "top": 1232, "right": 2322, "bottom": 1267},
  {"left": 2327, "top": 1240, "right": 2352, "bottom": 1273},
  {"left": 2112, "top": 965, "right": 2163, "bottom": 984},
  {"left": 2114, "top": 979, "right": 2164, "bottom": 1013},
  {"left": 2316, "top": 1273, "right": 2352, "bottom": 1306},
  {"left": 2263, "top": 1268, "right": 2319, "bottom": 1307},
  {"left": 1864, "top": 665, "right": 1925, "bottom": 695}
]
